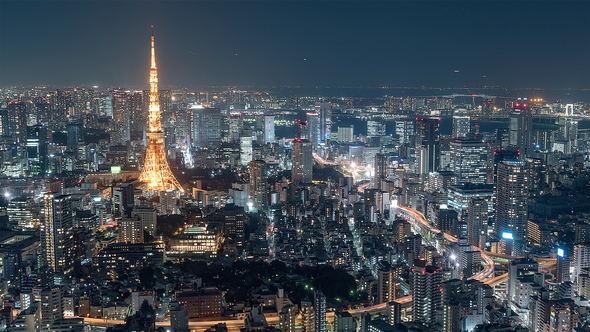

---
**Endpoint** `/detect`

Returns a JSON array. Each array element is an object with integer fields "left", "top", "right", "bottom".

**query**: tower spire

[{"left": 139, "top": 28, "right": 184, "bottom": 193}]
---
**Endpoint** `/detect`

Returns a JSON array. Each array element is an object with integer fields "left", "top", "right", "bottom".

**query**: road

[{"left": 396, "top": 206, "right": 495, "bottom": 281}]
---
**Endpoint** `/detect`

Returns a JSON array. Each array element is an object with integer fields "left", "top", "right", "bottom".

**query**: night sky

[{"left": 1, "top": 1, "right": 588, "bottom": 89}]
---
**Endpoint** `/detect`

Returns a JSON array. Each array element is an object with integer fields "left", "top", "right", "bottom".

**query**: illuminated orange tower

[{"left": 139, "top": 27, "right": 184, "bottom": 193}]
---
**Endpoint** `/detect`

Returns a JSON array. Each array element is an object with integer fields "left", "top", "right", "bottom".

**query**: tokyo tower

[{"left": 139, "top": 27, "right": 184, "bottom": 193}]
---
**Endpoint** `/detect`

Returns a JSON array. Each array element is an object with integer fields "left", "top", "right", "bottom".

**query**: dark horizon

[{"left": 1, "top": 1, "right": 589, "bottom": 89}]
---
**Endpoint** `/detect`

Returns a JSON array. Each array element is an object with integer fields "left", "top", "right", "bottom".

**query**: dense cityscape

[{"left": 1, "top": 2, "right": 590, "bottom": 332}]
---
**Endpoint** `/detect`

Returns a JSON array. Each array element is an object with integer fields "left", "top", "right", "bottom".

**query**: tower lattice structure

[{"left": 139, "top": 27, "right": 184, "bottom": 193}]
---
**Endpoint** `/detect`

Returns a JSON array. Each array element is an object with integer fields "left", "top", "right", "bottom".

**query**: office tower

[
  {"left": 112, "top": 183, "right": 134, "bottom": 217},
  {"left": 467, "top": 198, "right": 487, "bottom": 247},
  {"left": 437, "top": 209, "right": 458, "bottom": 234},
  {"left": 395, "top": 119, "right": 414, "bottom": 144},
  {"left": 9, "top": 302, "right": 41, "bottom": 332},
  {"left": 27, "top": 125, "right": 48, "bottom": 176},
  {"left": 377, "top": 261, "right": 403, "bottom": 303},
  {"left": 118, "top": 216, "right": 144, "bottom": 244},
  {"left": 306, "top": 112, "right": 320, "bottom": 145},
  {"left": 40, "top": 286, "right": 64, "bottom": 331},
  {"left": 0, "top": 108, "right": 8, "bottom": 136},
  {"left": 415, "top": 118, "right": 440, "bottom": 174},
  {"left": 562, "top": 118, "right": 578, "bottom": 148},
  {"left": 66, "top": 123, "right": 83, "bottom": 150},
  {"left": 333, "top": 311, "right": 356, "bottom": 332},
  {"left": 574, "top": 245, "right": 590, "bottom": 285},
  {"left": 509, "top": 101, "right": 533, "bottom": 158},
  {"left": 411, "top": 264, "right": 443, "bottom": 325},
  {"left": 449, "top": 135, "right": 488, "bottom": 184},
  {"left": 112, "top": 89, "right": 130, "bottom": 145},
  {"left": 556, "top": 248, "right": 570, "bottom": 283},
  {"left": 159, "top": 89, "right": 173, "bottom": 124},
  {"left": 508, "top": 258, "right": 538, "bottom": 302},
  {"left": 491, "top": 150, "right": 520, "bottom": 185},
  {"left": 300, "top": 298, "right": 315, "bottom": 332},
  {"left": 139, "top": 28, "right": 184, "bottom": 192},
  {"left": 170, "top": 300, "right": 189, "bottom": 332},
  {"left": 374, "top": 154, "right": 386, "bottom": 189},
  {"left": 132, "top": 207, "right": 158, "bottom": 236},
  {"left": 7, "top": 102, "right": 27, "bottom": 143},
  {"left": 367, "top": 120, "right": 386, "bottom": 137},
  {"left": 249, "top": 160, "right": 268, "bottom": 213},
  {"left": 130, "top": 91, "right": 147, "bottom": 132},
  {"left": 442, "top": 299, "right": 461, "bottom": 332},
  {"left": 264, "top": 115, "right": 275, "bottom": 144},
  {"left": 279, "top": 305, "right": 297, "bottom": 332},
  {"left": 42, "top": 193, "right": 74, "bottom": 284},
  {"left": 314, "top": 290, "right": 326, "bottom": 332},
  {"left": 221, "top": 204, "right": 245, "bottom": 249},
  {"left": 337, "top": 126, "right": 354, "bottom": 143},
  {"left": 291, "top": 139, "right": 313, "bottom": 184},
  {"left": 240, "top": 136, "right": 253, "bottom": 166},
  {"left": 386, "top": 301, "right": 402, "bottom": 325},
  {"left": 7, "top": 197, "right": 33, "bottom": 230},
  {"left": 495, "top": 160, "right": 529, "bottom": 240},
  {"left": 192, "top": 108, "right": 222, "bottom": 148},
  {"left": 452, "top": 110, "right": 470, "bottom": 138},
  {"left": 315, "top": 102, "right": 332, "bottom": 144}
]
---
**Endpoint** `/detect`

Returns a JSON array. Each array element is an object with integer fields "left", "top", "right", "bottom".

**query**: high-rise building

[
  {"left": 306, "top": 112, "right": 320, "bottom": 145},
  {"left": 300, "top": 298, "right": 315, "bottom": 332},
  {"left": 411, "top": 264, "right": 443, "bottom": 325},
  {"left": 221, "top": 204, "right": 245, "bottom": 249},
  {"left": 367, "top": 120, "right": 386, "bottom": 137},
  {"left": 508, "top": 258, "right": 538, "bottom": 303},
  {"left": 42, "top": 193, "right": 74, "bottom": 284},
  {"left": 40, "top": 286, "right": 64, "bottom": 331},
  {"left": 333, "top": 311, "right": 356, "bottom": 332},
  {"left": 131, "top": 207, "right": 158, "bottom": 236},
  {"left": 509, "top": 101, "right": 533, "bottom": 158},
  {"left": 139, "top": 28, "right": 184, "bottom": 193},
  {"left": 292, "top": 139, "right": 313, "bottom": 184},
  {"left": 449, "top": 135, "right": 488, "bottom": 185},
  {"left": 374, "top": 154, "right": 386, "bottom": 190},
  {"left": 170, "top": 300, "right": 189, "bottom": 332},
  {"left": 192, "top": 107, "right": 222, "bottom": 148},
  {"left": 395, "top": 119, "right": 414, "bottom": 144},
  {"left": 377, "top": 261, "right": 403, "bottom": 303},
  {"left": 7, "top": 102, "right": 27, "bottom": 143},
  {"left": 315, "top": 102, "right": 332, "bottom": 144},
  {"left": 279, "top": 304, "right": 297, "bottom": 332},
  {"left": 240, "top": 136, "right": 253, "bottom": 166},
  {"left": 249, "top": 160, "right": 268, "bottom": 213},
  {"left": 337, "top": 126, "right": 354, "bottom": 143},
  {"left": 66, "top": 123, "right": 83, "bottom": 151},
  {"left": 386, "top": 301, "right": 402, "bottom": 326},
  {"left": 495, "top": 160, "right": 529, "bottom": 240},
  {"left": 118, "top": 216, "right": 144, "bottom": 244},
  {"left": 27, "top": 125, "right": 48, "bottom": 175},
  {"left": 112, "top": 89, "right": 130, "bottom": 145},
  {"left": 314, "top": 290, "right": 326, "bottom": 332},
  {"left": 264, "top": 115, "right": 275, "bottom": 144},
  {"left": 574, "top": 245, "right": 590, "bottom": 285},
  {"left": 452, "top": 110, "right": 470, "bottom": 138},
  {"left": 7, "top": 197, "right": 34, "bottom": 231},
  {"left": 467, "top": 198, "right": 487, "bottom": 248},
  {"left": 556, "top": 248, "right": 570, "bottom": 284},
  {"left": 415, "top": 118, "right": 440, "bottom": 174}
]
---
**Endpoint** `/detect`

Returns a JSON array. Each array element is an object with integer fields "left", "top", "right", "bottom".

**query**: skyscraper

[
  {"left": 509, "top": 101, "right": 533, "bottom": 158},
  {"left": 264, "top": 115, "right": 275, "bottom": 144},
  {"left": 467, "top": 198, "right": 488, "bottom": 248},
  {"left": 139, "top": 27, "right": 184, "bottom": 193},
  {"left": 42, "top": 193, "right": 74, "bottom": 284},
  {"left": 306, "top": 112, "right": 320, "bottom": 146},
  {"left": 249, "top": 160, "right": 268, "bottom": 213},
  {"left": 415, "top": 118, "right": 440, "bottom": 174},
  {"left": 374, "top": 154, "right": 386, "bottom": 189},
  {"left": 66, "top": 123, "right": 83, "bottom": 151},
  {"left": 192, "top": 107, "right": 222, "bottom": 148},
  {"left": 112, "top": 89, "right": 130, "bottom": 145},
  {"left": 292, "top": 139, "right": 313, "bottom": 184},
  {"left": 411, "top": 264, "right": 443, "bottom": 325},
  {"left": 27, "top": 125, "right": 48, "bottom": 176},
  {"left": 452, "top": 110, "right": 470, "bottom": 138},
  {"left": 449, "top": 135, "right": 488, "bottom": 185},
  {"left": 314, "top": 290, "right": 326, "bottom": 332},
  {"left": 395, "top": 119, "right": 414, "bottom": 144},
  {"left": 495, "top": 160, "right": 529, "bottom": 240},
  {"left": 315, "top": 102, "right": 332, "bottom": 144}
]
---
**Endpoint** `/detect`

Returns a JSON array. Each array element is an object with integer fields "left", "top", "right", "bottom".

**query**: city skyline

[{"left": 1, "top": 1, "right": 589, "bottom": 89}]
